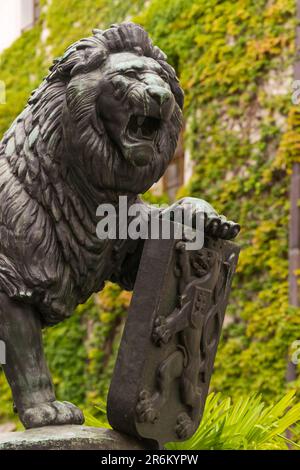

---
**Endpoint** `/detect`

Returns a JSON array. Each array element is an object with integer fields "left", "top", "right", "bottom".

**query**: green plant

[
  {"left": 84, "top": 391, "right": 300, "bottom": 450},
  {"left": 84, "top": 398, "right": 110, "bottom": 429},
  {"left": 167, "top": 391, "right": 300, "bottom": 450}
]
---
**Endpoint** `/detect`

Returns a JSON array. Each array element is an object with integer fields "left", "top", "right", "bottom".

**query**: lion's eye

[{"left": 124, "top": 70, "right": 137, "bottom": 79}]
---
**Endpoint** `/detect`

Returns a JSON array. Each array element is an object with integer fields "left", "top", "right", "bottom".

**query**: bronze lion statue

[{"left": 0, "top": 23, "right": 239, "bottom": 428}]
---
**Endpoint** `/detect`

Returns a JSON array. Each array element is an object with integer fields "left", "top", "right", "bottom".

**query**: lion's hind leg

[
  {"left": 0, "top": 292, "right": 84, "bottom": 428},
  {"left": 136, "top": 350, "right": 184, "bottom": 423}
]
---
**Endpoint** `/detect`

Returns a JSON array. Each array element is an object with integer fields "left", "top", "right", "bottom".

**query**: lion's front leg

[
  {"left": 0, "top": 292, "right": 84, "bottom": 429},
  {"left": 152, "top": 300, "right": 192, "bottom": 346}
]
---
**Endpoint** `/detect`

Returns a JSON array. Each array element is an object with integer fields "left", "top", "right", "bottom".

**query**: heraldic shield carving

[{"left": 107, "top": 225, "right": 240, "bottom": 447}]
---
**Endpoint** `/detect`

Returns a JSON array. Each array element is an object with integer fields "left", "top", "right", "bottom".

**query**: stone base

[{"left": 0, "top": 425, "right": 147, "bottom": 450}]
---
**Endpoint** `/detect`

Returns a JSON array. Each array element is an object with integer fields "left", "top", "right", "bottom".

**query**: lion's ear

[
  {"left": 153, "top": 46, "right": 167, "bottom": 61},
  {"left": 48, "top": 36, "right": 107, "bottom": 82},
  {"left": 70, "top": 50, "right": 106, "bottom": 77},
  {"left": 92, "top": 29, "right": 103, "bottom": 36}
]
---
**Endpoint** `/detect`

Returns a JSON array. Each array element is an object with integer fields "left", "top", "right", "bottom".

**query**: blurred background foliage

[{"left": 0, "top": 0, "right": 299, "bottom": 443}]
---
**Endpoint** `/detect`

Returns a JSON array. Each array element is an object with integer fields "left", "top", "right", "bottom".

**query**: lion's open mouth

[{"left": 127, "top": 115, "right": 161, "bottom": 141}]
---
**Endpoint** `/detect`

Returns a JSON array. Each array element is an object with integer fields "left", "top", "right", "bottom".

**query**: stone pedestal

[{"left": 0, "top": 425, "right": 147, "bottom": 450}]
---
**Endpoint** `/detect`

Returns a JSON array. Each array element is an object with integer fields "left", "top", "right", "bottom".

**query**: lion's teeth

[{"left": 137, "top": 116, "right": 145, "bottom": 126}]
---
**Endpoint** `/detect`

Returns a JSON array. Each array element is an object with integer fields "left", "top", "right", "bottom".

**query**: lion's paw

[
  {"left": 175, "top": 412, "right": 194, "bottom": 440},
  {"left": 136, "top": 390, "right": 160, "bottom": 424},
  {"left": 21, "top": 400, "right": 84, "bottom": 429},
  {"left": 175, "top": 197, "right": 240, "bottom": 240},
  {"left": 152, "top": 316, "right": 172, "bottom": 346},
  {"left": 205, "top": 214, "right": 240, "bottom": 240}
]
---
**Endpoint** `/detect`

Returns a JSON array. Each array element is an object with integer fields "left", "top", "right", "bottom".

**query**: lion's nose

[
  {"left": 147, "top": 86, "right": 174, "bottom": 120},
  {"left": 148, "top": 86, "right": 172, "bottom": 106}
]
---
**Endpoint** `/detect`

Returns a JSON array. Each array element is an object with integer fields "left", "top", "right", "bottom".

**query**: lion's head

[{"left": 28, "top": 22, "right": 184, "bottom": 196}]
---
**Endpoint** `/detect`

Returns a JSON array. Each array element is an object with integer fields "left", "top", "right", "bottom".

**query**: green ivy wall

[{"left": 0, "top": 0, "right": 299, "bottom": 425}]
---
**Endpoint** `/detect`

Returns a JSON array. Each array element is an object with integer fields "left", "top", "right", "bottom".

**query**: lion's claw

[
  {"left": 136, "top": 390, "right": 159, "bottom": 423},
  {"left": 205, "top": 215, "right": 240, "bottom": 240},
  {"left": 152, "top": 316, "right": 172, "bottom": 346},
  {"left": 175, "top": 412, "right": 194, "bottom": 439},
  {"left": 228, "top": 222, "right": 241, "bottom": 239},
  {"left": 205, "top": 216, "right": 221, "bottom": 236}
]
